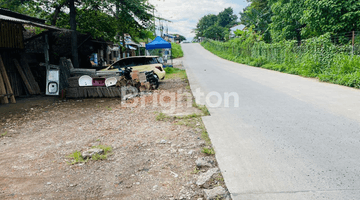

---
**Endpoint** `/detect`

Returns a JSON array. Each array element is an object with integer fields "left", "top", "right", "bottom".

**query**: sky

[{"left": 148, "top": 0, "right": 249, "bottom": 41}]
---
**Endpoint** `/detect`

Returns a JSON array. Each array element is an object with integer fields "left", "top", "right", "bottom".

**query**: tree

[
  {"left": 2, "top": 0, "right": 155, "bottom": 61},
  {"left": 173, "top": 34, "right": 186, "bottom": 42},
  {"left": 195, "top": 14, "right": 218, "bottom": 38},
  {"left": 269, "top": 0, "right": 305, "bottom": 42},
  {"left": 204, "top": 24, "right": 227, "bottom": 40},
  {"left": 301, "top": 0, "right": 360, "bottom": 37},
  {"left": 240, "top": 0, "right": 272, "bottom": 42},
  {"left": 217, "top": 7, "right": 238, "bottom": 28}
]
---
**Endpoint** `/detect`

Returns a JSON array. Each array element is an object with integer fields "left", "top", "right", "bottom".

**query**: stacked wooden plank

[
  {"left": 0, "top": 55, "right": 16, "bottom": 104},
  {"left": 66, "top": 86, "right": 123, "bottom": 98},
  {"left": 0, "top": 20, "right": 24, "bottom": 49}
]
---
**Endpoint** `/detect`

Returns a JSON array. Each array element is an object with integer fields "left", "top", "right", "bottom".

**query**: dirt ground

[{"left": 0, "top": 70, "right": 229, "bottom": 199}]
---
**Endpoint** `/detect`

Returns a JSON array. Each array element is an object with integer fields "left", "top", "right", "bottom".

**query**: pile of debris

[{"left": 56, "top": 57, "right": 148, "bottom": 99}]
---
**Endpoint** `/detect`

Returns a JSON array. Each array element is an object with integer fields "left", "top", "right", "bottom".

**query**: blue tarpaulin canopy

[{"left": 146, "top": 36, "right": 171, "bottom": 50}]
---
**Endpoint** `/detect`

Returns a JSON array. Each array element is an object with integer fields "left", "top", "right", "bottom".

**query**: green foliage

[
  {"left": 202, "top": 147, "right": 215, "bottom": 155},
  {"left": 0, "top": 131, "right": 8, "bottom": 137},
  {"left": 164, "top": 67, "right": 187, "bottom": 80},
  {"left": 195, "top": 7, "right": 237, "bottom": 40},
  {"left": 67, "top": 151, "right": 87, "bottom": 165},
  {"left": 196, "top": 14, "right": 218, "bottom": 38},
  {"left": 270, "top": 0, "right": 305, "bottom": 42},
  {"left": 217, "top": 7, "right": 238, "bottom": 28},
  {"left": 192, "top": 101, "right": 210, "bottom": 116},
  {"left": 239, "top": 0, "right": 360, "bottom": 42},
  {"left": 204, "top": 25, "right": 227, "bottom": 41},
  {"left": 1, "top": 0, "right": 155, "bottom": 43},
  {"left": 171, "top": 43, "right": 184, "bottom": 58},
  {"left": 202, "top": 31, "right": 360, "bottom": 88},
  {"left": 302, "top": 0, "right": 360, "bottom": 36},
  {"left": 91, "top": 145, "right": 113, "bottom": 160},
  {"left": 156, "top": 112, "right": 167, "bottom": 121}
]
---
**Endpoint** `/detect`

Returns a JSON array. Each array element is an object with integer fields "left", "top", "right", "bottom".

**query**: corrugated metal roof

[{"left": 0, "top": 14, "right": 67, "bottom": 31}]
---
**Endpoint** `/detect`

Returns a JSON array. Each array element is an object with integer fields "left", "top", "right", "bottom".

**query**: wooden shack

[{"left": 0, "top": 8, "right": 67, "bottom": 104}]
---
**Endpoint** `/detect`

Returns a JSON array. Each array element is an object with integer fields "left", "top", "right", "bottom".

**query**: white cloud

[{"left": 148, "top": 0, "right": 244, "bottom": 40}]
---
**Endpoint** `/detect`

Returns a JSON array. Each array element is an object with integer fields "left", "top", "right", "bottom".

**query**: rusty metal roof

[{"left": 0, "top": 14, "right": 67, "bottom": 31}]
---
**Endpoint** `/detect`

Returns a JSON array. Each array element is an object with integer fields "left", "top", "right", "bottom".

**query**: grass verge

[{"left": 164, "top": 67, "right": 187, "bottom": 80}]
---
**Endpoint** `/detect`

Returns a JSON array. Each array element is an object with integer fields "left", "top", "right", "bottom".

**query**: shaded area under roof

[{"left": 146, "top": 36, "right": 171, "bottom": 50}]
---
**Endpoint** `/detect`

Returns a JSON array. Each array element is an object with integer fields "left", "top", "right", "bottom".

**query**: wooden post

[
  {"left": 14, "top": 59, "right": 35, "bottom": 95},
  {"left": 352, "top": 31, "right": 355, "bottom": 55},
  {"left": 0, "top": 55, "right": 15, "bottom": 103},
  {"left": 0, "top": 70, "right": 9, "bottom": 104}
]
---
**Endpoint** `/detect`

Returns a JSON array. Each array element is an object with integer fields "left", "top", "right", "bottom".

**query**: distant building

[{"left": 230, "top": 24, "right": 246, "bottom": 38}]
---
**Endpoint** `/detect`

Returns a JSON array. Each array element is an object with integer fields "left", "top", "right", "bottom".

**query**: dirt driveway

[{"left": 0, "top": 74, "right": 229, "bottom": 200}]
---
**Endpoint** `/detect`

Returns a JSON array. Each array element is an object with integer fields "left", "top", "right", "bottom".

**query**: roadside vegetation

[
  {"left": 196, "top": 0, "right": 360, "bottom": 89},
  {"left": 164, "top": 67, "right": 187, "bottom": 80},
  {"left": 171, "top": 42, "right": 184, "bottom": 58},
  {"left": 202, "top": 32, "right": 360, "bottom": 88}
]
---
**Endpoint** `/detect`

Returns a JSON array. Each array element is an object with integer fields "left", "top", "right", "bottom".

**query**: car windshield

[{"left": 111, "top": 57, "right": 159, "bottom": 69}]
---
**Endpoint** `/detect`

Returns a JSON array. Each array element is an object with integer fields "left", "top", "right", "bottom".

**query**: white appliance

[{"left": 46, "top": 69, "right": 60, "bottom": 96}]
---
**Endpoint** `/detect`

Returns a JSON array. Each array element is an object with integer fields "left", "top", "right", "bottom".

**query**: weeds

[
  {"left": 67, "top": 145, "right": 113, "bottom": 164},
  {"left": 192, "top": 101, "right": 210, "bottom": 116},
  {"left": 164, "top": 68, "right": 187, "bottom": 80},
  {"left": 67, "top": 151, "right": 87, "bottom": 165},
  {"left": 156, "top": 112, "right": 167, "bottom": 121},
  {"left": 0, "top": 131, "right": 7, "bottom": 137},
  {"left": 192, "top": 167, "right": 200, "bottom": 174},
  {"left": 202, "top": 35, "right": 360, "bottom": 88},
  {"left": 202, "top": 147, "right": 215, "bottom": 155}
]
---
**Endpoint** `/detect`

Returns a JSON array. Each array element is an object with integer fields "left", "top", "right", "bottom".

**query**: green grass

[
  {"left": 171, "top": 42, "right": 184, "bottom": 58},
  {"left": 67, "top": 145, "right": 113, "bottom": 164},
  {"left": 201, "top": 147, "right": 215, "bottom": 155},
  {"left": 156, "top": 112, "right": 167, "bottom": 121},
  {"left": 202, "top": 37, "right": 360, "bottom": 89},
  {"left": 0, "top": 131, "right": 7, "bottom": 137},
  {"left": 164, "top": 67, "right": 187, "bottom": 80},
  {"left": 67, "top": 151, "right": 87, "bottom": 165},
  {"left": 192, "top": 101, "right": 210, "bottom": 116}
]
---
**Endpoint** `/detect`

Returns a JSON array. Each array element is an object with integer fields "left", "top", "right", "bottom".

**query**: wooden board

[
  {"left": 20, "top": 56, "right": 41, "bottom": 94},
  {"left": 0, "top": 55, "right": 15, "bottom": 103},
  {"left": 13, "top": 59, "right": 35, "bottom": 95},
  {"left": 0, "top": 70, "right": 9, "bottom": 104}
]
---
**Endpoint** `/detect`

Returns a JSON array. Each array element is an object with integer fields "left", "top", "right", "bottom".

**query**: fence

[{"left": 202, "top": 31, "right": 360, "bottom": 88}]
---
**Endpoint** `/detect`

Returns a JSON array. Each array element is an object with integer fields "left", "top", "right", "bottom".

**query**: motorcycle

[{"left": 145, "top": 70, "right": 159, "bottom": 89}]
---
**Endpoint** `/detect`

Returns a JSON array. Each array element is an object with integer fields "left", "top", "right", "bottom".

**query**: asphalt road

[{"left": 182, "top": 43, "right": 360, "bottom": 200}]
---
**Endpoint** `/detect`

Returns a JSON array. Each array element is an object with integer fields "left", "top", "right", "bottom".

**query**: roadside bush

[
  {"left": 201, "top": 33, "right": 360, "bottom": 88},
  {"left": 171, "top": 42, "right": 184, "bottom": 58}
]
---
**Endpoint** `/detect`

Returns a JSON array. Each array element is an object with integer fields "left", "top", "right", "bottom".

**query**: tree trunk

[
  {"left": 69, "top": 0, "right": 79, "bottom": 68},
  {"left": 51, "top": 0, "right": 69, "bottom": 26},
  {"left": 122, "top": 33, "right": 126, "bottom": 58}
]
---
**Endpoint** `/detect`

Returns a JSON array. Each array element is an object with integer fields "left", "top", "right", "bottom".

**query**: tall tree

[
  {"left": 217, "top": 7, "right": 238, "bottom": 28},
  {"left": 269, "top": 0, "right": 305, "bottom": 42},
  {"left": 301, "top": 0, "right": 360, "bottom": 37},
  {"left": 195, "top": 14, "right": 218, "bottom": 38}
]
